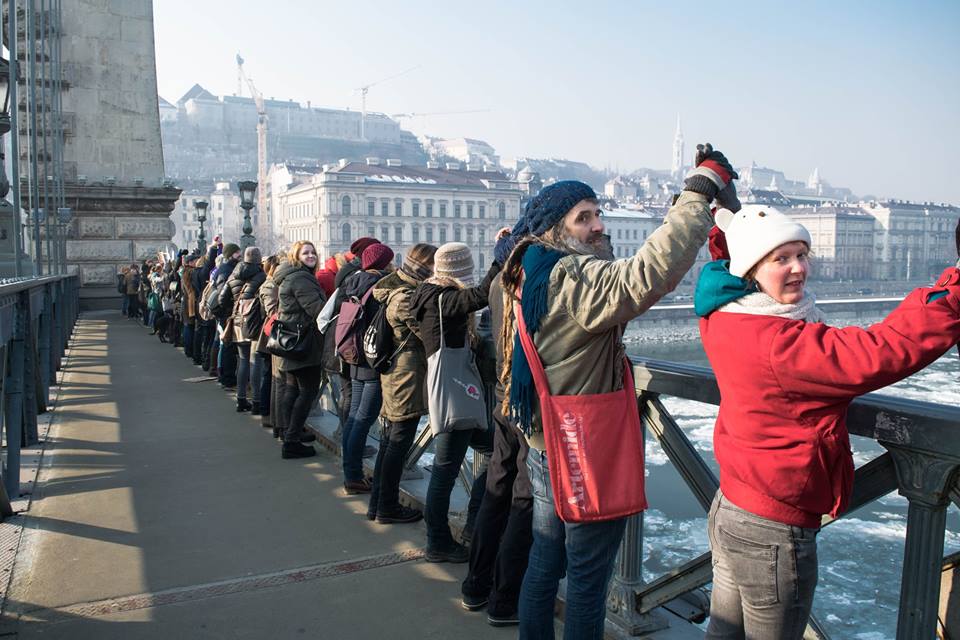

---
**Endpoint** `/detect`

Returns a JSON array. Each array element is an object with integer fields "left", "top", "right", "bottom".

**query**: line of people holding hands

[{"left": 141, "top": 141, "right": 960, "bottom": 639}]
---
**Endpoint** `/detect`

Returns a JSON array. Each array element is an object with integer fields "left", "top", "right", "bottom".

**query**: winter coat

[
  {"left": 409, "top": 262, "right": 502, "bottom": 359},
  {"left": 124, "top": 270, "right": 139, "bottom": 295},
  {"left": 255, "top": 276, "right": 280, "bottom": 354},
  {"left": 697, "top": 264, "right": 960, "bottom": 529},
  {"left": 315, "top": 255, "right": 340, "bottom": 297},
  {"left": 273, "top": 262, "right": 328, "bottom": 372},
  {"left": 335, "top": 269, "right": 389, "bottom": 382},
  {"left": 372, "top": 270, "right": 428, "bottom": 421},
  {"left": 181, "top": 266, "right": 197, "bottom": 320},
  {"left": 210, "top": 258, "right": 239, "bottom": 320},
  {"left": 224, "top": 261, "right": 266, "bottom": 344},
  {"left": 334, "top": 255, "right": 361, "bottom": 290},
  {"left": 517, "top": 190, "right": 714, "bottom": 451}
]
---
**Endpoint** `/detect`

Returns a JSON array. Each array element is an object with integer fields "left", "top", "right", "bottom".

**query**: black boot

[
  {"left": 281, "top": 442, "right": 316, "bottom": 459},
  {"left": 250, "top": 402, "right": 261, "bottom": 416},
  {"left": 236, "top": 399, "right": 252, "bottom": 413}
]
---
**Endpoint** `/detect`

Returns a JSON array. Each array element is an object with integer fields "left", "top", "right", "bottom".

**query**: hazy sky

[{"left": 152, "top": 0, "right": 960, "bottom": 204}]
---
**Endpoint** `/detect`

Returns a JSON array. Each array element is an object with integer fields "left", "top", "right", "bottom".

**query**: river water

[{"left": 627, "top": 328, "right": 960, "bottom": 639}]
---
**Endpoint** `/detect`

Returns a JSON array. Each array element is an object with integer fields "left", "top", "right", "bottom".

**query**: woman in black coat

[{"left": 273, "top": 241, "right": 327, "bottom": 459}]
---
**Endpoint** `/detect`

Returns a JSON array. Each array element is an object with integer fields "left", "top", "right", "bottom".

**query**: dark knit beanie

[
  {"left": 514, "top": 180, "right": 597, "bottom": 238},
  {"left": 223, "top": 243, "right": 241, "bottom": 259},
  {"left": 350, "top": 237, "right": 379, "bottom": 256},
  {"left": 243, "top": 246, "right": 262, "bottom": 264},
  {"left": 361, "top": 243, "right": 394, "bottom": 270}
]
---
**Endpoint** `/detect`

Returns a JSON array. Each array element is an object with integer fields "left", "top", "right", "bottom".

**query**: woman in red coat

[{"left": 695, "top": 205, "right": 960, "bottom": 639}]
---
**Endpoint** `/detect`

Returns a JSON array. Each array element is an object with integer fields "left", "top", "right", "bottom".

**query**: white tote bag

[{"left": 426, "top": 293, "right": 488, "bottom": 435}]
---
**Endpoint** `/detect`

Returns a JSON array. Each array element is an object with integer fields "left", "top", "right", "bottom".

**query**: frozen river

[{"left": 628, "top": 330, "right": 959, "bottom": 639}]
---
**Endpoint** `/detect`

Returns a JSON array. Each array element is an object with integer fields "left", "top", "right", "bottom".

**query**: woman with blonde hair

[{"left": 272, "top": 240, "right": 327, "bottom": 459}]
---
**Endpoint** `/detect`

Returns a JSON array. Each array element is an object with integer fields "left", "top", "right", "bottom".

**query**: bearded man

[{"left": 499, "top": 144, "right": 740, "bottom": 639}]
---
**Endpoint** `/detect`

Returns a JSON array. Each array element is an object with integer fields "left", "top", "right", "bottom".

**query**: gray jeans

[{"left": 705, "top": 491, "right": 819, "bottom": 640}]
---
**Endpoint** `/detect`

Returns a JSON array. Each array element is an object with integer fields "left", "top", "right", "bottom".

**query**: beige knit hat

[{"left": 434, "top": 242, "right": 475, "bottom": 286}]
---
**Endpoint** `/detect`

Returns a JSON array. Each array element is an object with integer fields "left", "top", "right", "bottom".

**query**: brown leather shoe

[{"left": 343, "top": 478, "right": 372, "bottom": 495}]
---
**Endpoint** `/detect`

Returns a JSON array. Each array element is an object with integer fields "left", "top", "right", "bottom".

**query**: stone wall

[{"left": 55, "top": 1, "right": 179, "bottom": 307}]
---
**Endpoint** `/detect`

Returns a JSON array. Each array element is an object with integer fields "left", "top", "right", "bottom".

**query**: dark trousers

[
  {"left": 281, "top": 366, "right": 324, "bottom": 444},
  {"left": 462, "top": 404, "right": 533, "bottom": 616},
  {"left": 126, "top": 294, "right": 139, "bottom": 318},
  {"left": 183, "top": 319, "right": 195, "bottom": 359},
  {"left": 369, "top": 416, "right": 420, "bottom": 516},
  {"left": 193, "top": 321, "right": 209, "bottom": 366},
  {"left": 219, "top": 339, "right": 238, "bottom": 387},
  {"left": 256, "top": 351, "right": 272, "bottom": 412},
  {"left": 425, "top": 426, "right": 493, "bottom": 552}
]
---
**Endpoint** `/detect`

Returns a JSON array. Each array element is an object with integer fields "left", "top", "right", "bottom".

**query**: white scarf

[{"left": 719, "top": 289, "right": 826, "bottom": 323}]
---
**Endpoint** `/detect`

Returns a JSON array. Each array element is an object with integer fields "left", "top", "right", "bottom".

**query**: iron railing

[
  {"left": 312, "top": 353, "right": 959, "bottom": 638},
  {"left": 0, "top": 274, "right": 78, "bottom": 516},
  {"left": 619, "top": 357, "right": 959, "bottom": 640}
]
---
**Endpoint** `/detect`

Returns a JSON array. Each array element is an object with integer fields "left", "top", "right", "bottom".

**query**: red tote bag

[{"left": 515, "top": 303, "right": 647, "bottom": 522}]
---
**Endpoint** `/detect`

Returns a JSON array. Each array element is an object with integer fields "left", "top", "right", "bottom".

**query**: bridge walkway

[{"left": 0, "top": 312, "right": 539, "bottom": 639}]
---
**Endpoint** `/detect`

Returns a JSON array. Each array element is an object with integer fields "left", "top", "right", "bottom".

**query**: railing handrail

[
  {"left": 0, "top": 274, "right": 79, "bottom": 298},
  {"left": 627, "top": 354, "right": 960, "bottom": 640},
  {"left": 630, "top": 355, "right": 960, "bottom": 458}
]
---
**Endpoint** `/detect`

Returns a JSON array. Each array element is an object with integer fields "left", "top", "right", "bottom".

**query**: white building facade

[{"left": 277, "top": 159, "right": 524, "bottom": 276}]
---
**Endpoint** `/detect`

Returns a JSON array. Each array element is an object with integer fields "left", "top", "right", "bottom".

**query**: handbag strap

[
  {"left": 437, "top": 292, "right": 446, "bottom": 349},
  {"left": 515, "top": 300, "right": 632, "bottom": 399}
]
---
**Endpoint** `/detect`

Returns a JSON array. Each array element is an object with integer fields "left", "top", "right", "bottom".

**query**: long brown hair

[
  {"left": 264, "top": 254, "right": 281, "bottom": 278},
  {"left": 287, "top": 241, "right": 318, "bottom": 272}
]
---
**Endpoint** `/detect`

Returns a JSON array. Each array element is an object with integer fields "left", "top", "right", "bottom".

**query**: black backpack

[
  {"left": 116, "top": 273, "right": 125, "bottom": 294},
  {"left": 362, "top": 303, "right": 394, "bottom": 372}
]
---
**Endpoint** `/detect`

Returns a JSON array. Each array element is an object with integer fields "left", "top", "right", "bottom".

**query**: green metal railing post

[{"left": 4, "top": 293, "right": 26, "bottom": 498}]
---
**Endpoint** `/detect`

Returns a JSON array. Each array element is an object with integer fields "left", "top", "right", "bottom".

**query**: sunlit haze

[{"left": 152, "top": 0, "right": 960, "bottom": 203}]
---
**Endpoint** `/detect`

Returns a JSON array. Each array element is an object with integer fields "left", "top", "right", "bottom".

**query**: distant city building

[
  {"left": 160, "top": 84, "right": 427, "bottom": 181},
  {"left": 858, "top": 200, "right": 959, "bottom": 280},
  {"left": 604, "top": 176, "right": 643, "bottom": 203},
  {"left": 422, "top": 136, "right": 500, "bottom": 167},
  {"left": 787, "top": 206, "right": 876, "bottom": 280},
  {"left": 671, "top": 115, "right": 685, "bottom": 178},
  {"left": 275, "top": 159, "right": 524, "bottom": 275}
]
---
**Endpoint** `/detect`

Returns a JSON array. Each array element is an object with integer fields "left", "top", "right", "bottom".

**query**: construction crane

[
  {"left": 354, "top": 65, "right": 419, "bottom": 140},
  {"left": 391, "top": 109, "right": 491, "bottom": 122},
  {"left": 236, "top": 53, "right": 268, "bottom": 234}
]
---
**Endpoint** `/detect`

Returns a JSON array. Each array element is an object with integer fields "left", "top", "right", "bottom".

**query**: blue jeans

[
  {"left": 121, "top": 295, "right": 129, "bottom": 315},
  {"left": 341, "top": 379, "right": 382, "bottom": 483},
  {"left": 519, "top": 448, "right": 626, "bottom": 640},
  {"left": 424, "top": 426, "right": 493, "bottom": 551}
]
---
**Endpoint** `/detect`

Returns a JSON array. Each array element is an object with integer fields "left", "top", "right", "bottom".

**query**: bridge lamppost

[
  {"left": 194, "top": 199, "right": 208, "bottom": 253},
  {"left": 56, "top": 207, "right": 71, "bottom": 275},
  {"left": 237, "top": 180, "right": 257, "bottom": 249}
]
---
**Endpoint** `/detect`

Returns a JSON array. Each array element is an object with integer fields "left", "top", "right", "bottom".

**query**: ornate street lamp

[
  {"left": 194, "top": 199, "right": 208, "bottom": 253},
  {"left": 236, "top": 180, "right": 257, "bottom": 249}
]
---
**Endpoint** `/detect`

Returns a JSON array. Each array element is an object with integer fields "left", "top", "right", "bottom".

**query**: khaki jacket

[
  {"left": 372, "top": 270, "right": 428, "bottom": 422},
  {"left": 518, "top": 190, "right": 713, "bottom": 449}
]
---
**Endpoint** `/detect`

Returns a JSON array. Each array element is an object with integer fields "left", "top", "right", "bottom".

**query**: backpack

[
  {"left": 198, "top": 280, "right": 216, "bottom": 321},
  {"left": 233, "top": 297, "right": 264, "bottom": 343},
  {"left": 362, "top": 297, "right": 410, "bottom": 374},
  {"left": 116, "top": 273, "right": 125, "bottom": 294},
  {"left": 334, "top": 287, "right": 375, "bottom": 366}
]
